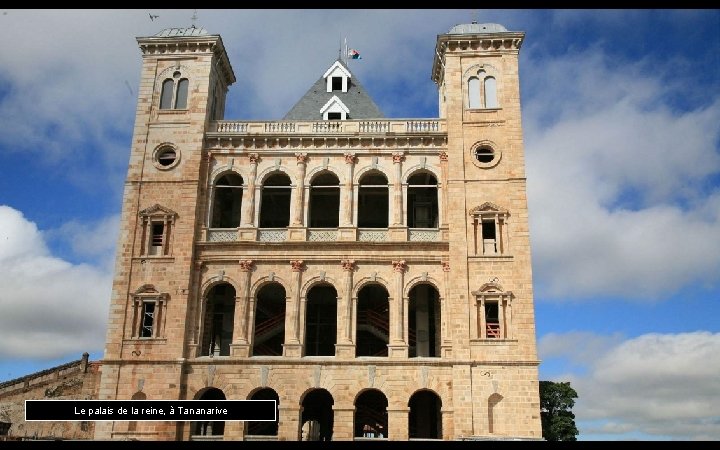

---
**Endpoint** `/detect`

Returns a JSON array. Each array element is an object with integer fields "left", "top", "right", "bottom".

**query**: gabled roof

[
  {"left": 283, "top": 59, "right": 384, "bottom": 120},
  {"left": 320, "top": 95, "right": 350, "bottom": 115}
]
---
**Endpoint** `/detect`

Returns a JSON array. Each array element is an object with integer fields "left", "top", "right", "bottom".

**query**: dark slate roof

[{"left": 283, "top": 60, "right": 384, "bottom": 120}]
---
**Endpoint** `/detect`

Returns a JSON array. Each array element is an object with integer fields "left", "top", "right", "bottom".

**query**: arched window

[
  {"left": 309, "top": 172, "right": 340, "bottom": 228},
  {"left": 354, "top": 390, "right": 388, "bottom": 439},
  {"left": 358, "top": 172, "right": 388, "bottom": 228},
  {"left": 159, "top": 71, "right": 189, "bottom": 110},
  {"left": 301, "top": 389, "right": 334, "bottom": 441},
  {"left": 408, "top": 390, "right": 442, "bottom": 439},
  {"left": 192, "top": 388, "right": 226, "bottom": 438},
  {"left": 484, "top": 76, "right": 498, "bottom": 108},
  {"left": 259, "top": 173, "right": 291, "bottom": 228},
  {"left": 201, "top": 283, "right": 235, "bottom": 357},
  {"left": 211, "top": 173, "right": 243, "bottom": 228},
  {"left": 305, "top": 284, "right": 337, "bottom": 356},
  {"left": 468, "top": 76, "right": 480, "bottom": 109},
  {"left": 408, "top": 283, "right": 441, "bottom": 358},
  {"left": 252, "top": 283, "right": 286, "bottom": 356},
  {"left": 356, "top": 284, "right": 389, "bottom": 357},
  {"left": 407, "top": 172, "right": 438, "bottom": 228},
  {"left": 247, "top": 388, "right": 280, "bottom": 437}
]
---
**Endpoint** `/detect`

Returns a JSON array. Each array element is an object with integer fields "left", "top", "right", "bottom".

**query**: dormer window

[
  {"left": 331, "top": 77, "right": 342, "bottom": 91},
  {"left": 323, "top": 61, "right": 351, "bottom": 93},
  {"left": 320, "top": 95, "right": 349, "bottom": 120}
]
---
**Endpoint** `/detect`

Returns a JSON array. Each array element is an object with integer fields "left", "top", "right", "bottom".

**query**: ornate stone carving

[
  {"left": 341, "top": 260, "right": 356, "bottom": 271},
  {"left": 295, "top": 152, "right": 308, "bottom": 164},
  {"left": 439, "top": 151, "right": 448, "bottom": 162},
  {"left": 248, "top": 153, "right": 259, "bottom": 164},
  {"left": 442, "top": 262, "right": 450, "bottom": 272},
  {"left": 290, "top": 260, "right": 305, "bottom": 272},
  {"left": 344, "top": 152, "right": 356, "bottom": 164},
  {"left": 392, "top": 260, "right": 407, "bottom": 273},
  {"left": 392, "top": 152, "right": 405, "bottom": 164},
  {"left": 239, "top": 260, "right": 254, "bottom": 271}
]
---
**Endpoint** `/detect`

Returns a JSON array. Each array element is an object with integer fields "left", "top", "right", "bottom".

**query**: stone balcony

[
  {"left": 203, "top": 227, "right": 448, "bottom": 244},
  {"left": 210, "top": 119, "right": 446, "bottom": 135}
]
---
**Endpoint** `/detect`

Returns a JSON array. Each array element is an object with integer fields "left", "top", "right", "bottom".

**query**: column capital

[
  {"left": 341, "top": 259, "right": 356, "bottom": 271},
  {"left": 290, "top": 260, "right": 305, "bottom": 272},
  {"left": 392, "top": 152, "right": 405, "bottom": 163},
  {"left": 442, "top": 261, "right": 450, "bottom": 272},
  {"left": 295, "top": 152, "right": 308, "bottom": 164},
  {"left": 392, "top": 260, "right": 407, "bottom": 273},
  {"left": 439, "top": 150, "right": 448, "bottom": 162},
  {"left": 248, "top": 153, "right": 259, "bottom": 164},
  {"left": 344, "top": 152, "right": 356, "bottom": 164},
  {"left": 239, "top": 260, "right": 254, "bottom": 272}
]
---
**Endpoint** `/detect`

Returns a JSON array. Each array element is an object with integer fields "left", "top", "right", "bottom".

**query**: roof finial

[
  {"left": 471, "top": 9, "right": 478, "bottom": 24},
  {"left": 191, "top": 9, "right": 198, "bottom": 28}
]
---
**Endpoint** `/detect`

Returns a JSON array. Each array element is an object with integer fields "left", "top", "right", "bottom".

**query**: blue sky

[{"left": 0, "top": 9, "right": 718, "bottom": 440}]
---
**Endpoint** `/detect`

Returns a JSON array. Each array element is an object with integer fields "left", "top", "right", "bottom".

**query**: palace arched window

[
  {"left": 358, "top": 172, "right": 389, "bottom": 228},
  {"left": 407, "top": 172, "right": 438, "bottom": 228},
  {"left": 259, "top": 173, "right": 291, "bottom": 228},
  {"left": 159, "top": 71, "right": 189, "bottom": 109},
  {"left": 211, "top": 173, "right": 243, "bottom": 228},
  {"left": 309, "top": 172, "right": 340, "bottom": 228}
]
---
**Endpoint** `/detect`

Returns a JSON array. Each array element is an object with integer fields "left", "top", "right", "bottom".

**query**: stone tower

[{"left": 95, "top": 22, "right": 541, "bottom": 441}]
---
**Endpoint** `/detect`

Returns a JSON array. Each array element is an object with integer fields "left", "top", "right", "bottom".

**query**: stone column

[
  {"left": 230, "top": 260, "right": 253, "bottom": 357},
  {"left": 392, "top": 152, "right": 404, "bottom": 226},
  {"left": 388, "top": 260, "right": 408, "bottom": 358},
  {"left": 441, "top": 261, "right": 452, "bottom": 357},
  {"left": 389, "top": 152, "right": 406, "bottom": 241},
  {"left": 504, "top": 294, "right": 513, "bottom": 339},
  {"left": 479, "top": 296, "right": 486, "bottom": 339},
  {"left": 387, "top": 407, "right": 409, "bottom": 441},
  {"left": 338, "top": 153, "right": 356, "bottom": 241},
  {"left": 278, "top": 404, "right": 302, "bottom": 441},
  {"left": 336, "top": 259, "right": 356, "bottom": 358},
  {"left": 439, "top": 151, "right": 449, "bottom": 241},
  {"left": 292, "top": 153, "right": 307, "bottom": 226},
  {"left": 332, "top": 405, "right": 355, "bottom": 441},
  {"left": 239, "top": 153, "right": 259, "bottom": 241},
  {"left": 283, "top": 260, "right": 304, "bottom": 357}
]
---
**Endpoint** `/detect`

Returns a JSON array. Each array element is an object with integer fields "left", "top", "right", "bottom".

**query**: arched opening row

[
  {"left": 199, "top": 282, "right": 442, "bottom": 358},
  {"left": 190, "top": 387, "right": 443, "bottom": 441},
  {"left": 208, "top": 170, "right": 438, "bottom": 230}
]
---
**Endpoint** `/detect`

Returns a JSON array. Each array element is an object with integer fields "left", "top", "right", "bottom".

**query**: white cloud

[
  {"left": 524, "top": 48, "right": 720, "bottom": 300},
  {"left": 555, "top": 331, "right": 720, "bottom": 440},
  {"left": 0, "top": 205, "right": 111, "bottom": 359},
  {"left": 45, "top": 214, "right": 120, "bottom": 270}
]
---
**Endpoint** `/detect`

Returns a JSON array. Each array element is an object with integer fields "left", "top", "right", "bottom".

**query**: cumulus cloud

[
  {"left": 524, "top": 48, "right": 720, "bottom": 300},
  {"left": 0, "top": 205, "right": 111, "bottom": 359},
  {"left": 546, "top": 331, "right": 720, "bottom": 440},
  {"left": 45, "top": 214, "right": 120, "bottom": 270}
]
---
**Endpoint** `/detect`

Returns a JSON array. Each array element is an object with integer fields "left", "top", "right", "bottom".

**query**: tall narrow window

[
  {"left": 470, "top": 203, "right": 509, "bottom": 255},
  {"left": 131, "top": 286, "right": 168, "bottom": 339},
  {"left": 139, "top": 204, "right": 176, "bottom": 257},
  {"left": 358, "top": 172, "right": 388, "bottom": 228},
  {"left": 211, "top": 173, "right": 243, "bottom": 228},
  {"left": 149, "top": 222, "right": 164, "bottom": 256},
  {"left": 356, "top": 284, "right": 389, "bottom": 357},
  {"left": 159, "top": 71, "right": 189, "bottom": 110},
  {"left": 259, "top": 173, "right": 291, "bottom": 228},
  {"left": 139, "top": 302, "right": 156, "bottom": 338},
  {"left": 468, "top": 76, "right": 480, "bottom": 109},
  {"left": 309, "top": 172, "right": 340, "bottom": 228},
  {"left": 473, "top": 283, "right": 513, "bottom": 340},
  {"left": 408, "top": 284, "right": 441, "bottom": 358},
  {"left": 160, "top": 79, "right": 174, "bottom": 109},
  {"left": 484, "top": 76, "right": 498, "bottom": 108},
  {"left": 407, "top": 172, "right": 438, "bottom": 228},
  {"left": 175, "top": 79, "right": 189, "bottom": 109},
  {"left": 201, "top": 283, "right": 236, "bottom": 356},
  {"left": 252, "top": 283, "right": 286, "bottom": 356},
  {"left": 305, "top": 284, "right": 337, "bottom": 356}
]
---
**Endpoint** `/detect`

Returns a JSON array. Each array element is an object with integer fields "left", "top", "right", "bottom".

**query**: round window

[
  {"left": 153, "top": 144, "right": 180, "bottom": 170},
  {"left": 470, "top": 141, "right": 501, "bottom": 169},
  {"left": 474, "top": 146, "right": 494, "bottom": 163}
]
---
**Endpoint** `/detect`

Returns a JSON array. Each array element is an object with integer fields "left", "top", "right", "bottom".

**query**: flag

[{"left": 348, "top": 49, "right": 361, "bottom": 60}]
